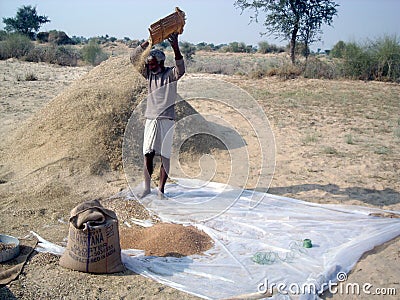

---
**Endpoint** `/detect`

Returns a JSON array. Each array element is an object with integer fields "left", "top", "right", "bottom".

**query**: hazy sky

[{"left": 1, "top": 0, "right": 399, "bottom": 50}]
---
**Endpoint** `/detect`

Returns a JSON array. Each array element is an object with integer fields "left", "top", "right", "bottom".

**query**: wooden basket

[{"left": 148, "top": 7, "right": 186, "bottom": 45}]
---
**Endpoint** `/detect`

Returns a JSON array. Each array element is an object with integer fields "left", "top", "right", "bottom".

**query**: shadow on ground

[
  {"left": 0, "top": 287, "right": 17, "bottom": 299},
  {"left": 267, "top": 184, "right": 400, "bottom": 206}
]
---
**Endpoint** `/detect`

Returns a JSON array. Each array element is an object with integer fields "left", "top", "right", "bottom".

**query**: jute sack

[{"left": 59, "top": 199, "right": 124, "bottom": 273}]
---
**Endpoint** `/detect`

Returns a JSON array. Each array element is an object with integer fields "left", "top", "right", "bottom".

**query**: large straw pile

[{"left": 3, "top": 56, "right": 147, "bottom": 179}]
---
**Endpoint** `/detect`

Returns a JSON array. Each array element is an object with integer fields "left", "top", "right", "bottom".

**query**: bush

[
  {"left": 180, "top": 41, "right": 196, "bottom": 61},
  {"left": 24, "top": 45, "right": 53, "bottom": 62},
  {"left": 369, "top": 35, "right": 400, "bottom": 81},
  {"left": 342, "top": 42, "right": 374, "bottom": 80},
  {"left": 25, "top": 72, "right": 38, "bottom": 81},
  {"left": 330, "top": 41, "right": 346, "bottom": 58},
  {"left": 258, "top": 41, "right": 285, "bottom": 54},
  {"left": 81, "top": 40, "right": 108, "bottom": 66},
  {"left": 275, "top": 62, "right": 302, "bottom": 79},
  {"left": 25, "top": 45, "right": 79, "bottom": 66},
  {"left": 54, "top": 46, "right": 79, "bottom": 66},
  {"left": 303, "top": 57, "right": 338, "bottom": 79},
  {"left": 196, "top": 42, "right": 215, "bottom": 51},
  {"left": 0, "top": 33, "right": 33, "bottom": 59},
  {"left": 331, "top": 36, "right": 400, "bottom": 82},
  {"left": 222, "top": 41, "right": 254, "bottom": 53},
  {"left": 248, "top": 64, "right": 269, "bottom": 79}
]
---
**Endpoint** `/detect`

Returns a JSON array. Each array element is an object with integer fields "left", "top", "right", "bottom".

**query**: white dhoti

[{"left": 143, "top": 118, "right": 175, "bottom": 159}]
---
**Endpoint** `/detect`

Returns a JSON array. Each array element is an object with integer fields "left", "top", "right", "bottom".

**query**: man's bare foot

[
  {"left": 158, "top": 192, "right": 166, "bottom": 200},
  {"left": 137, "top": 189, "right": 151, "bottom": 199}
]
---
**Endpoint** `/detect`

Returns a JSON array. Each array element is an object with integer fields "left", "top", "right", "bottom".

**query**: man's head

[{"left": 146, "top": 49, "right": 165, "bottom": 73}]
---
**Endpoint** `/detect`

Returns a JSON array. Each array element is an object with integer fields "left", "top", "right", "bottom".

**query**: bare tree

[{"left": 235, "top": 0, "right": 339, "bottom": 64}]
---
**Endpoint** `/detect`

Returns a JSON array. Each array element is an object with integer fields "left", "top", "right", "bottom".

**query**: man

[{"left": 130, "top": 33, "right": 185, "bottom": 199}]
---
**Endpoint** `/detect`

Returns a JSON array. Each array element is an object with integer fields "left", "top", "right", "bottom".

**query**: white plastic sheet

[
  {"left": 123, "top": 180, "right": 400, "bottom": 299},
  {"left": 35, "top": 180, "right": 400, "bottom": 299}
]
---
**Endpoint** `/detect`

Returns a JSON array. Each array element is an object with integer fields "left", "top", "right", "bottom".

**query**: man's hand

[
  {"left": 168, "top": 33, "right": 183, "bottom": 60},
  {"left": 168, "top": 33, "right": 179, "bottom": 50},
  {"left": 141, "top": 39, "right": 150, "bottom": 49}
]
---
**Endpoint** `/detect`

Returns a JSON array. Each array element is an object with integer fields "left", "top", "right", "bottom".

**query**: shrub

[
  {"left": 303, "top": 57, "right": 338, "bottom": 79},
  {"left": 26, "top": 45, "right": 61, "bottom": 63},
  {"left": 81, "top": 40, "right": 108, "bottom": 66},
  {"left": 335, "top": 36, "right": 400, "bottom": 82},
  {"left": 330, "top": 41, "right": 346, "bottom": 58},
  {"left": 54, "top": 46, "right": 79, "bottom": 66},
  {"left": 222, "top": 41, "right": 254, "bottom": 53},
  {"left": 248, "top": 65, "right": 269, "bottom": 79},
  {"left": 25, "top": 45, "right": 79, "bottom": 66},
  {"left": 342, "top": 42, "right": 374, "bottom": 80},
  {"left": 258, "top": 41, "right": 285, "bottom": 54},
  {"left": 345, "top": 134, "right": 354, "bottom": 144},
  {"left": 276, "top": 62, "right": 302, "bottom": 79},
  {"left": 196, "top": 42, "right": 215, "bottom": 51},
  {"left": 322, "top": 146, "right": 339, "bottom": 155},
  {"left": 369, "top": 35, "right": 400, "bottom": 81},
  {"left": 0, "top": 33, "right": 33, "bottom": 59},
  {"left": 180, "top": 41, "right": 196, "bottom": 61},
  {"left": 25, "top": 72, "right": 38, "bottom": 81}
]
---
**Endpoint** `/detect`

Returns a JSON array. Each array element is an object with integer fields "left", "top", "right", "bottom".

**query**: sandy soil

[{"left": 0, "top": 57, "right": 399, "bottom": 299}]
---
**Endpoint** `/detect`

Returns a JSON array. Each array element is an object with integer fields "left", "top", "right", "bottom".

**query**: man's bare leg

[
  {"left": 159, "top": 156, "right": 170, "bottom": 199},
  {"left": 139, "top": 151, "right": 155, "bottom": 198}
]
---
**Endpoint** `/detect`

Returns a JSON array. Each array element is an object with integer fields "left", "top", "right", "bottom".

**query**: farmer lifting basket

[{"left": 130, "top": 7, "right": 186, "bottom": 199}]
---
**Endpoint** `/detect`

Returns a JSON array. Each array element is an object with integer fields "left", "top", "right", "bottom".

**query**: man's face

[{"left": 148, "top": 57, "right": 160, "bottom": 73}]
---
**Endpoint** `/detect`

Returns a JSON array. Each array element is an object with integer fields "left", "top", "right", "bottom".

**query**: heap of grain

[
  {"left": 120, "top": 223, "right": 213, "bottom": 257},
  {"left": 3, "top": 56, "right": 146, "bottom": 179}
]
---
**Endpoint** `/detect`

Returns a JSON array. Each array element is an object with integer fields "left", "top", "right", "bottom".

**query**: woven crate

[{"left": 149, "top": 7, "right": 186, "bottom": 45}]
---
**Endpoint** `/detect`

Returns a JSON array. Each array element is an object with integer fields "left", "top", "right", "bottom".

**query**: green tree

[
  {"left": 330, "top": 40, "right": 346, "bottom": 58},
  {"left": 2, "top": 5, "right": 50, "bottom": 40},
  {"left": 235, "top": 0, "right": 339, "bottom": 64}
]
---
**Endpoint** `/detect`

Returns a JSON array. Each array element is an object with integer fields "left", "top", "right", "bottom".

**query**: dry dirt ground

[{"left": 0, "top": 57, "right": 399, "bottom": 299}]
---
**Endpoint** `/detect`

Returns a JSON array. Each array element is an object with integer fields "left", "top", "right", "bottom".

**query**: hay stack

[{"left": 3, "top": 56, "right": 147, "bottom": 180}]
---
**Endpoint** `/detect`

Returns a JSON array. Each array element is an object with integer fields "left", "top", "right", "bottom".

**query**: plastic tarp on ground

[{"left": 36, "top": 180, "right": 400, "bottom": 300}]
